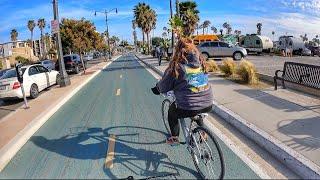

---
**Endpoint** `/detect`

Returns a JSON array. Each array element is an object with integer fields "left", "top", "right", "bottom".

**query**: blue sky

[{"left": 0, "top": 0, "right": 320, "bottom": 43}]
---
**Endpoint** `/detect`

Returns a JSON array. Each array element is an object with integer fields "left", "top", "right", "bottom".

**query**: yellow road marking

[
  {"left": 105, "top": 134, "right": 116, "bottom": 168},
  {"left": 116, "top": 89, "right": 121, "bottom": 96}
]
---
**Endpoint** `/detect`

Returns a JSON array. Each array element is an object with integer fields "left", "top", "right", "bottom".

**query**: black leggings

[{"left": 168, "top": 102, "right": 213, "bottom": 137}]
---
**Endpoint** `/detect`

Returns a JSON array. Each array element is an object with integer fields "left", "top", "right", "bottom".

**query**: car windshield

[{"left": 0, "top": 68, "right": 26, "bottom": 79}]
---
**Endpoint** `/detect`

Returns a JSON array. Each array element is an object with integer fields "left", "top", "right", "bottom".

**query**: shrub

[
  {"left": 205, "top": 60, "right": 219, "bottom": 72},
  {"left": 220, "top": 58, "right": 236, "bottom": 76},
  {"left": 237, "top": 60, "right": 259, "bottom": 84},
  {"left": 15, "top": 56, "right": 31, "bottom": 65}
]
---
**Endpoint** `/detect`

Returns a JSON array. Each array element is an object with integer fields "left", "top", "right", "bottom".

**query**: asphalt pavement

[
  {"left": 0, "top": 58, "right": 104, "bottom": 120},
  {"left": 0, "top": 54, "right": 259, "bottom": 179}
]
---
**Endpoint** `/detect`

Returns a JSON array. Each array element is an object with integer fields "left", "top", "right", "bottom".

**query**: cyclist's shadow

[{"left": 30, "top": 127, "right": 198, "bottom": 179}]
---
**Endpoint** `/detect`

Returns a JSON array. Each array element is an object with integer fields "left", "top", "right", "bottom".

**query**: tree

[
  {"left": 37, "top": 18, "right": 46, "bottom": 59},
  {"left": 234, "top": 30, "right": 241, "bottom": 36},
  {"left": 223, "top": 22, "right": 232, "bottom": 34},
  {"left": 211, "top": 26, "right": 217, "bottom": 34},
  {"left": 300, "top": 34, "right": 308, "bottom": 42},
  {"left": 132, "top": 20, "right": 138, "bottom": 51},
  {"left": 272, "top": 31, "right": 275, "bottom": 41},
  {"left": 133, "top": 3, "right": 157, "bottom": 54},
  {"left": 203, "top": 20, "right": 211, "bottom": 34},
  {"left": 10, "top": 29, "right": 18, "bottom": 41},
  {"left": 257, "top": 23, "right": 262, "bottom": 35},
  {"left": 220, "top": 29, "right": 223, "bottom": 35},
  {"left": 60, "top": 18, "right": 105, "bottom": 72},
  {"left": 27, "top": 20, "right": 36, "bottom": 49},
  {"left": 152, "top": 37, "right": 162, "bottom": 46},
  {"left": 178, "top": 1, "right": 200, "bottom": 36}
]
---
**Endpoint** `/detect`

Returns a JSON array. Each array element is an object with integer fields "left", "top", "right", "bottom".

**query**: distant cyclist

[{"left": 151, "top": 37, "right": 213, "bottom": 145}]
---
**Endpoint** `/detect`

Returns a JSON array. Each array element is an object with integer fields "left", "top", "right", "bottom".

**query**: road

[
  {"left": 0, "top": 58, "right": 104, "bottom": 120},
  {"left": 0, "top": 54, "right": 260, "bottom": 179}
]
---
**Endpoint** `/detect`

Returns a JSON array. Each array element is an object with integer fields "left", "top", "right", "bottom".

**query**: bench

[{"left": 274, "top": 62, "right": 320, "bottom": 90}]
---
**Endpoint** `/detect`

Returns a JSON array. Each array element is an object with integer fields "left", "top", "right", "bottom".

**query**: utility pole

[
  {"left": 95, "top": 8, "right": 117, "bottom": 61},
  {"left": 52, "top": 0, "right": 70, "bottom": 87}
]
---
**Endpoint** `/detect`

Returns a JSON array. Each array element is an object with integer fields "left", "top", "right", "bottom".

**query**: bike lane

[{"left": 0, "top": 54, "right": 259, "bottom": 179}]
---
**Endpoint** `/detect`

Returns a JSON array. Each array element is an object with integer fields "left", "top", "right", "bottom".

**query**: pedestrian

[{"left": 158, "top": 47, "right": 163, "bottom": 66}]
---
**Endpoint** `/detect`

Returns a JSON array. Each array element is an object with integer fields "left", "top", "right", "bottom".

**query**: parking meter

[{"left": 15, "top": 63, "right": 23, "bottom": 83}]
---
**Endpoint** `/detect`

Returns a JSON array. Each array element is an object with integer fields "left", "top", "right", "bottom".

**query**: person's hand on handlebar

[{"left": 151, "top": 85, "right": 160, "bottom": 95}]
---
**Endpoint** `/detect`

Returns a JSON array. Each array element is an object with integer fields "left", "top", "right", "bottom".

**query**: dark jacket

[{"left": 156, "top": 53, "right": 213, "bottom": 110}]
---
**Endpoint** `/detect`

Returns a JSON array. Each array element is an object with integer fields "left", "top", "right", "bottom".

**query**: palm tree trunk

[
  {"left": 202, "top": 27, "right": 204, "bottom": 35},
  {"left": 146, "top": 32, "right": 150, "bottom": 54},
  {"left": 30, "top": 31, "right": 34, "bottom": 60},
  {"left": 40, "top": 30, "right": 43, "bottom": 59}
]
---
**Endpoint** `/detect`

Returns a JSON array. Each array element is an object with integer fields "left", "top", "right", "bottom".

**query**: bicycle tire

[
  {"left": 190, "top": 126, "right": 225, "bottom": 180},
  {"left": 161, "top": 99, "right": 171, "bottom": 135}
]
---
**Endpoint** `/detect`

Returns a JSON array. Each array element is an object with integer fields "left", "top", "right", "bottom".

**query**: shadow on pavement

[
  {"left": 277, "top": 117, "right": 320, "bottom": 152},
  {"left": 30, "top": 126, "right": 199, "bottom": 179}
]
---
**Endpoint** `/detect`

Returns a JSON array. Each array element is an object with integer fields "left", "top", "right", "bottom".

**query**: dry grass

[
  {"left": 205, "top": 60, "right": 219, "bottom": 72},
  {"left": 237, "top": 60, "right": 259, "bottom": 84},
  {"left": 220, "top": 58, "right": 236, "bottom": 76}
]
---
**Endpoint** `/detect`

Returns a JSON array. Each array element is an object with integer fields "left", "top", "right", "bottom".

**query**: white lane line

[
  {"left": 105, "top": 134, "right": 116, "bottom": 168},
  {"left": 120, "top": 74, "right": 123, "bottom": 79},
  {"left": 116, "top": 89, "right": 121, "bottom": 96}
]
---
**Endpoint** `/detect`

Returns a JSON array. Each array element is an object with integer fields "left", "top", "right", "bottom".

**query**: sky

[{"left": 0, "top": 0, "right": 320, "bottom": 43}]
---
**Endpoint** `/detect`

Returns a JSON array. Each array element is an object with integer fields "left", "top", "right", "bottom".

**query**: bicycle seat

[{"left": 190, "top": 113, "right": 208, "bottom": 121}]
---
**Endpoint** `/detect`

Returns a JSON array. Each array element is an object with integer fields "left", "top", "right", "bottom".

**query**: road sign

[{"left": 51, "top": 20, "right": 59, "bottom": 34}]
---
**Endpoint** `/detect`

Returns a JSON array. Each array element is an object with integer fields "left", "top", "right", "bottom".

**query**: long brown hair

[{"left": 168, "top": 37, "right": 207, "bottom": 78}]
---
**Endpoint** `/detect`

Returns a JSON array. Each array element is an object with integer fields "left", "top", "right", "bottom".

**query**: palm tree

[
  {"left": 211, "top": 26, "right": 217, "bottom": 34},
  {"left": 201, "top": 20, "right": 211, "bottom": 35},
  {"left": 272, "top": 31, "right": 275, "bottom": 41},
  {"left": 223, "top": 22, "right": 232, "bottom": 34},
  {"left": 178, "top": 1, "right": 199, "bottom": 37},
  {"left": 134, "top": 3, "right": 157, "bottom": 54},
  {"left": 37, "top": 18, "right": 46, "bottom": 59},
  {"left": 27, "top": 20, "right": 36, "bottom": 49},
  {"left": 10, "top": 29, "right": 18, "bottom": 42},
  {"left": 257, "top": 23, "right": 262, "bottom": 35},
  {"left": 219, "top": 29, "right": 223, "bottom": 35},
  {"left": 134, "top": 3, "right": 149, "bottom": 50}
]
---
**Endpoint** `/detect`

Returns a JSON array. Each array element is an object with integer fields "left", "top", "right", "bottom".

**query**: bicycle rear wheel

[
  {"left": 191, "top": 126, "right": 225, "bottom": 179},
  {"left": 161, "top": 99, "right": 171, "bottom": 135}
]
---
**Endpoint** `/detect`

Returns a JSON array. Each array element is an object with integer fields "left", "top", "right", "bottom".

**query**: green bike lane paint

[{"left": 0, "top": 54, "right": 259, "bottom": 179}]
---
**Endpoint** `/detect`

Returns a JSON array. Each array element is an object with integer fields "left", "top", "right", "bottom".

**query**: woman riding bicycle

[{"left": 151, "top": 37, "right": 213, "bottom": 145}]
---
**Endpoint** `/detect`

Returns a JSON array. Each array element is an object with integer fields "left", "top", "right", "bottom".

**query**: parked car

[
  {"left": 55, "top": 54, "right": 86, "bottom": 74},
  {"left": 306, "top": 45, "right": 320, "bottom": 56},
  {"left": 35, "top": 59, "right": 55, "bottom": 70},
  {"left": 197, "top": 41, "right": 247, "bottom": 60},
  {"left": 0, "top": 65, "right": 59, "bottom": 100},
  {"left": 83, "top": 54, "right": 93, "bottom": 61}
]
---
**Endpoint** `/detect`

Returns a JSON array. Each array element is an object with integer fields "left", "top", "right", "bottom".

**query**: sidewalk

[
  {"left": 137, "top": 54, "right": 320, "bottom": 178},
  {"left": 0, "top": 56, "right": 120, "bottom": 171}
]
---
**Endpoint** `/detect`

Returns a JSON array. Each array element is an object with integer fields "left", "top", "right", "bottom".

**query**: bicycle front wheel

[
  {"left": 161, "top": 99, "right": 171, "bottom": 135},
  {"left": 191, "top": 126, "right": 225, "bottom": 179}
]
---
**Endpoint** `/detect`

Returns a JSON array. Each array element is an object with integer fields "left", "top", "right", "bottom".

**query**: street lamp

[
  {"left": 94, "top": 8, "right": 118, "bottom": 61},
  {"left": 52, "top": 0, "right": 70, "bottom": 87}
]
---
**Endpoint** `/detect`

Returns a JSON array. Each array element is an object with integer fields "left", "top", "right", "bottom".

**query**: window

[
  {"left": 37, "top": 66, "right": 49, "bottom": 73},
  {"left": 219, "top": 42, "right": 229, "bottom": 47},
  {"left": 201, "top": 42, "right": 210, "bottom": 47},
  {"left": 211, "top": 42, "right": 219, "bottom": 47},
  {"left": 28, "top": 67, "right": 39, "bottom": 76},
  {"left": 256, "top": 40, "right": 261, "bottom": 45}
]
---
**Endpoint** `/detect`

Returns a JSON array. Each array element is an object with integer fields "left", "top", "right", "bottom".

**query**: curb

[
  {"left": 0, "top": 56, "right": 121, "bottom": 172},
  {"left": 136, "top": 54, "right": 320, "bottom": 179}
]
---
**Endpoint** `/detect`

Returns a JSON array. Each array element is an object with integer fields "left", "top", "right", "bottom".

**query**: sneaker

[{"left": 166, "top": 136, "right": 180, "bottom": 146}]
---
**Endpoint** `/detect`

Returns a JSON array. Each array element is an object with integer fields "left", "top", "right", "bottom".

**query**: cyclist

[{"left": 151, "top": 37, "right": 213, "bottom": 145}]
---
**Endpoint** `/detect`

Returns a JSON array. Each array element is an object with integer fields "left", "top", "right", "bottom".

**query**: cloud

[{"left": 282, "top": 0, "right": 320, "bottom": 15}]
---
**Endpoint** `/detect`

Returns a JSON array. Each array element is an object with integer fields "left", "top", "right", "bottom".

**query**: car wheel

[
  {"left": 233, "top": 52, "right": 243, "bottom": 61},
  {"left": 30, "top": 84, "right": 39, "bottom": 99},
  {"left": 75, "top": 65, "right": 80, "bottom": 74},
  {"left": 201, "top": 53, "right": 209, "bottom": 60}
]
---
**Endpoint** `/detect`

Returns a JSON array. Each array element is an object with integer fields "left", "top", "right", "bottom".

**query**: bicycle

[{"left": 161, "top": 91, "right": 225, "bottom": 179}]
